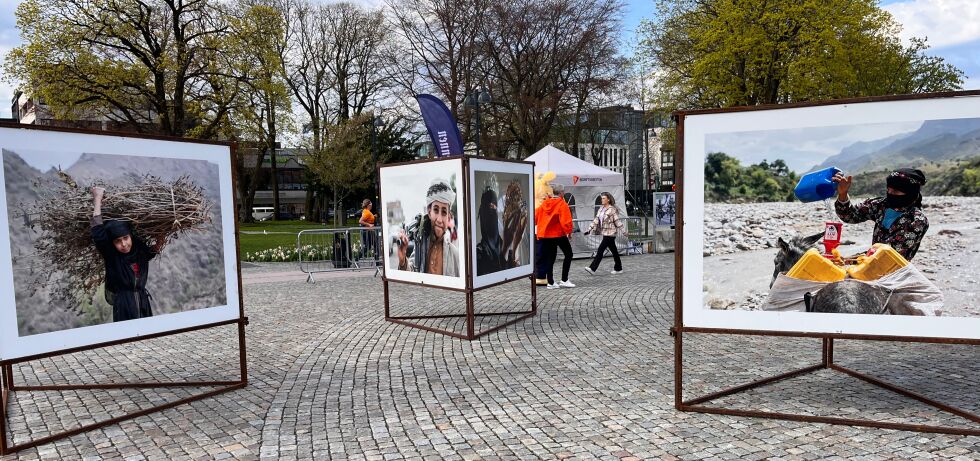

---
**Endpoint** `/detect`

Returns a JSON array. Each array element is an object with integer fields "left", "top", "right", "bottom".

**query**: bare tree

[
  {"left": 323, "top": 3, "right": 397, "bottom": 121},
  {"left": 479, "top": 0, "right": 624, "bottom": 157},
  {"left": 386, "top": 0, "right": 487, "bottom": 142}
]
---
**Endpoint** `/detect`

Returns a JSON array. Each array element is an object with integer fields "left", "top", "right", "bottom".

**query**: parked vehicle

[{"left": 251, "top": 207, "right": 274, "bottom": 221}]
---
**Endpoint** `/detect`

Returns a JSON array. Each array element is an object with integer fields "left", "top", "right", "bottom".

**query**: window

[
  {"left": 661, "top": 168, "right": 675, "bottom": 186},
  {"left": 662, "top": 151, "right": 674, "bottom": 166}
]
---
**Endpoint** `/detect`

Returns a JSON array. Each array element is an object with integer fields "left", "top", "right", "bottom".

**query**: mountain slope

[{"left": 811, "top": 118, "right": 980, "bottom": 174}]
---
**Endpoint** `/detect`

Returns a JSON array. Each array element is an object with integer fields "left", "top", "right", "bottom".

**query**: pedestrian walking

[
  {"left": 535, "top": 184, "right": 575, "bottom": 289},
  {"left": 583, "top": 192, "right": 627, "bottom": 275}
]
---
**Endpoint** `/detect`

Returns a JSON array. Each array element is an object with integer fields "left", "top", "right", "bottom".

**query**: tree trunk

[
  {"left": 236, "top": 159, "right": 254, "bottom": 223},
  {"left": 304, "top": 186, "right": 315, "bottom": 222},
  {"left": 244, "top": 147, "right": 268, "bottom": 223},
  {"left": 268, "top": 99, "right": 281, "bottom": 220},
  {"left": 331, "top": 188, "right": 338, "bottom": 227}
]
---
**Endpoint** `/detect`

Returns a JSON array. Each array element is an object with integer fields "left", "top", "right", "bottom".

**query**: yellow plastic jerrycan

[
  {"left": 786, "top": 248, "right": 847, "bottom": 283},
  {"left": 846, "top": 243, "right": 908, "bottom": 281}
]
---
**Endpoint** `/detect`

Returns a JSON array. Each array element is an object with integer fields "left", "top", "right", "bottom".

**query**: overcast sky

[
  {"left": 705, "top": 120, "right": 925, "bottom": 174},
  {"left": 1, "top": 0, "right": 978, "bottom": 119}
]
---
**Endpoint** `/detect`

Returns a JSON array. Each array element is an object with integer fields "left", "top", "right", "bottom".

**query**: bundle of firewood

[{"left": 30, "top": 172, "right": 214, "bottom": 305}]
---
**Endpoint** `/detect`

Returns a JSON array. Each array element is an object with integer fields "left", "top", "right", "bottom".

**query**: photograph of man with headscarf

[
  {"left": 396, "top": 178, "right": 460, "bottom": 277},
  {"left": 475, "top": 172, "right": 530, "bottom": 276}
]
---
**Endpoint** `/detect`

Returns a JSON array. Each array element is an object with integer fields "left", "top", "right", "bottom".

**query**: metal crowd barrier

[
  {"left": 296, "top": 227, "right": 383, "bottom": 282},
  {"left": 568, "top": 216, "right": 650, "bottom": 259}
]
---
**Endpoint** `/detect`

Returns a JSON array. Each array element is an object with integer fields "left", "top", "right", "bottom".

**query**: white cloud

[
  {"left": 962, "top": 76, "right": 980, "bottom": 90},
  {"left": 0, "top": 45, "right": 15, "bottom": 119},
  {"left": 884, "top": 0, "right": 980, "bottom": 49}
]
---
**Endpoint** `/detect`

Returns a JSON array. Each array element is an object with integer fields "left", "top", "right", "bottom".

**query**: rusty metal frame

[
  {"left": 675, "top": 333, "right": 980, "bottom": 436},
  {"left": 380, "top": 156, "right": 537, "bottom": 340},
  {"left": 0, "top": 124, "right": 249, "bottom": 454},
  {"left": 673, "top": 91, "right": 980, "bottom": 436},
  {"left": 0, "top": 319, "right": 249, "bottom": 455}
]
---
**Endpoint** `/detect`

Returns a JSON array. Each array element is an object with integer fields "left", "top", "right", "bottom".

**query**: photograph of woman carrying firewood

[
  {"left": 90, "top": 186, "right": 164, "bottom": 322},
  {"left": 4, "top": 149, "right": 226, "bottom": 336}
]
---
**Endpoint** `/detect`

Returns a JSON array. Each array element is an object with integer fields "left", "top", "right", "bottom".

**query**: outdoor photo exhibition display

[
  {"left": 379, "top": 158, "right": 467, "bottom": 290},
  {"left": 680, "top": 93, "right": 980, "bottom": 341},
  {"left": 0, "top": 126, "right": 243, "bottom": 360},
  {"left": 379, "top": 157, "right": 537, "bottom": 339},
  {"left": 469, "top": 158, "right": 535, "bottom": 289},
  {"left": 654, "top": 192, "right": 676, "bottom": 227}
]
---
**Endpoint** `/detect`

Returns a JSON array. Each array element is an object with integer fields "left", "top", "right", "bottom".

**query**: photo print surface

[
  {"left": 0, "top": 127, "right": 241, "bottom": 360},
  {"left": 469, "top": 159, "right": 534, "bottom": 288},
  {"left": 681, "top": 95, "right": 980, "bottom": 340},
  {"left": 655, "top": 192, "right": 676, "bottom": 227},
  {"left": 380, "top": 159, "right": 467, "bottom": 290}
]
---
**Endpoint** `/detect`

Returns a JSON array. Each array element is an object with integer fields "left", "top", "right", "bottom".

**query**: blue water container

[{"left": 794, "top": 167, "right": 841, "bottom": 202}]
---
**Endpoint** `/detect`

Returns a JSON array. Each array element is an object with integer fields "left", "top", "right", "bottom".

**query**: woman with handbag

[{"left": 583, "top": 192, "right": 627, "bottom": 275}]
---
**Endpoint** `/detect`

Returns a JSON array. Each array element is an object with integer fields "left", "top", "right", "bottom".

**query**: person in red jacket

[{"left": 535, "top": 183, "right": 575, "bottom": 289}]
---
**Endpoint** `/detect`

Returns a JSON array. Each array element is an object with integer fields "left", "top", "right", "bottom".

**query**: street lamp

[
  {"left": 371, "top": 114, "right": 385, "bottom": 202},
  {"left": 466, "top": 87, "right": 492, "bottom": 156}
]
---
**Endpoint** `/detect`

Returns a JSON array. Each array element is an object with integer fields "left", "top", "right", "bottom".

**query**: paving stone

[{"left": 2, "top": 256, "right": 978, "bottom": 459}]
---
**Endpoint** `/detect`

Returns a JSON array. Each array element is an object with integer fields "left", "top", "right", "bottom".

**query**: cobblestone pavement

[{"left": 3, "top": 254, "right": 979, "bottom": 460}]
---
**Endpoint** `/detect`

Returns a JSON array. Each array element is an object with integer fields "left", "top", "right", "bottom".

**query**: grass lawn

[{"left": 238, "top": 219, "right": 356, "bottom": 255}]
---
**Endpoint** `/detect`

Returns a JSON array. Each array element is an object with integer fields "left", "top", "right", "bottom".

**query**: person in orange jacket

[{"left": 535, "top": 183, "right": 575, "bottom": 289}]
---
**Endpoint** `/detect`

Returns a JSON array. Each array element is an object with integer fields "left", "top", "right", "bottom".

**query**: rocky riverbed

[{"left": 702, "top": 196, "right": 980, "bottom": 318}]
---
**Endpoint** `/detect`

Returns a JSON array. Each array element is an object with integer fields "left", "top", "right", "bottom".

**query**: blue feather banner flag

[{"left": 416, "top": 94, "right": 464, "bottom": 157}]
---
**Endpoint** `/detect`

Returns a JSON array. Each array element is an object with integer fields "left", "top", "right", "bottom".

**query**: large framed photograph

[
  {"left": 469, "top": 158, "right": 534, "bottom": 289},
  {"left": 680, "top": 93, "right": 980, "bottom": 340},
  {"left": 380, "top": 158, "right": 467, "bottom": 290},
  {"left": 0, "top": 125, "right": 241, "bottom": 360}
]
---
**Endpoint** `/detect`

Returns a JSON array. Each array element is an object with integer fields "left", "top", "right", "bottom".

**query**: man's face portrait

[{"left": 428, "top": 200, "right": 451, "bottom": 239}]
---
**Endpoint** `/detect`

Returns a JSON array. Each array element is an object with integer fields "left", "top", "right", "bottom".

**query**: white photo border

[
  {"left": 469, "top": 158, "right": 535, "bottom": 289},
  {"left": 681, "top": 94, "right": 980, "bottom": 340},
  {"left": 0, "top": 126, "right": 241, "bottom": 361}
]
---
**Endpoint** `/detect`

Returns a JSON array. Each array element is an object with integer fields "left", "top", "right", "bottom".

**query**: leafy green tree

[
  {"left": 5, "top": 0, "right": 235, "bottom": 137},
  {"left": 226, "top": 1, "right": 293, "bottom": 221},
  {"left": 705, "top": 153, "right": 799, "bottom": 202},
  {"left": 704, "top": 152, "right": 742, "bottom": 200},
  {"left": 638, "top": 0, "right": 964, "bottom": 109},
  {"left": 302, "top": 115, "right": 374, "bottom": 227}
]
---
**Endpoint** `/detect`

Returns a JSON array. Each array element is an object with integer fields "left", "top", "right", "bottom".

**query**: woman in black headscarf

[
  {"left": 833, "top": 168, "right": 929, "bottom": 260},
  {"left": 476, "top": 186, "right": 505, "bottom": 275},
  {"left": 90, "top": 186, "right": 161, "bottom": 322}
]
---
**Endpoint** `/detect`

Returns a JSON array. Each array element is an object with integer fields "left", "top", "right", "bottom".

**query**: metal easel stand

[
  {"left": 0, "top": 318, "right": 249, "bottom": 455},
  {"left": 383, "top": 275, "right": 538, "bottom": 340},
  {"left": 674, "top": 331, "right": 980, "bottom": 436}
]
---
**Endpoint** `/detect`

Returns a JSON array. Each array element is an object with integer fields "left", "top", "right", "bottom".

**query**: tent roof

[{"left": 526, "top": 145, "right": 620, "bottom": 178}]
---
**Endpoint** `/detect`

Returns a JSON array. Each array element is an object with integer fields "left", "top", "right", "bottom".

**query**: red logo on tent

[{"left": 572, "top": 175, "right": 580, "bottom": 185}]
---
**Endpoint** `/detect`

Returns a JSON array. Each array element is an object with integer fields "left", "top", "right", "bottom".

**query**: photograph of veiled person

[
  {"left": 3, "top": 149, "right": 227, "bottom": 336},
  {"left": 385, "top": 168, "right": 463, "bottom": 279},
  {"left": 474, "top": 171, "right": 531, "bottom": 276},
  {"left": 699, "top": 115, "right": 980, "bottom": 319}
]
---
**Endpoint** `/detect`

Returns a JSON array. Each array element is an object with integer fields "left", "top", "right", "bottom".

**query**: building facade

[
  {"left": 556, "top": 105, "right": 675, "bottom": 193},
  {"left": 10, "top": 91, "right": 155, "bottom": 133}
]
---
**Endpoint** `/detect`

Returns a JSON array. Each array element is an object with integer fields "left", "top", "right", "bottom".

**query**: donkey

[
  {"left": 804, "top": 280, "right": 891, "bottom": 314},
  {"left": 771, "top": 232, "right": 823, "bottom": 288},
  {"left": 773, "top": 232, "right": 893, "bottom": 315}
]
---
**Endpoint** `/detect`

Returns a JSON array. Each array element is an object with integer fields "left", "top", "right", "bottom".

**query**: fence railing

[
  {"left": 296, "top": 227, "right": 383, "bottom": 282},
  {"left": 569, "top": 217, "right": 649, "bottom": 258}
]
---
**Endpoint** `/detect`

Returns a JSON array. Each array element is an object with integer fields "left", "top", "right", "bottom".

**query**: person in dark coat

[
  {"left": 91, "top": 186, "right": 161, "bottom": 322},
  {"left": 832, "top": 168, "right": 929, "bottom": 260}
]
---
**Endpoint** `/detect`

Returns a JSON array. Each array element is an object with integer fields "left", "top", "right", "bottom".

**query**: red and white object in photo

[{"left": 823, "top": 221, "right": 843, "bottom": 255}]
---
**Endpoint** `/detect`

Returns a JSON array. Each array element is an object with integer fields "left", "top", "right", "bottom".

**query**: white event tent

[{"left": 526, "top": 145, "right": 627, "bottom": 257}]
